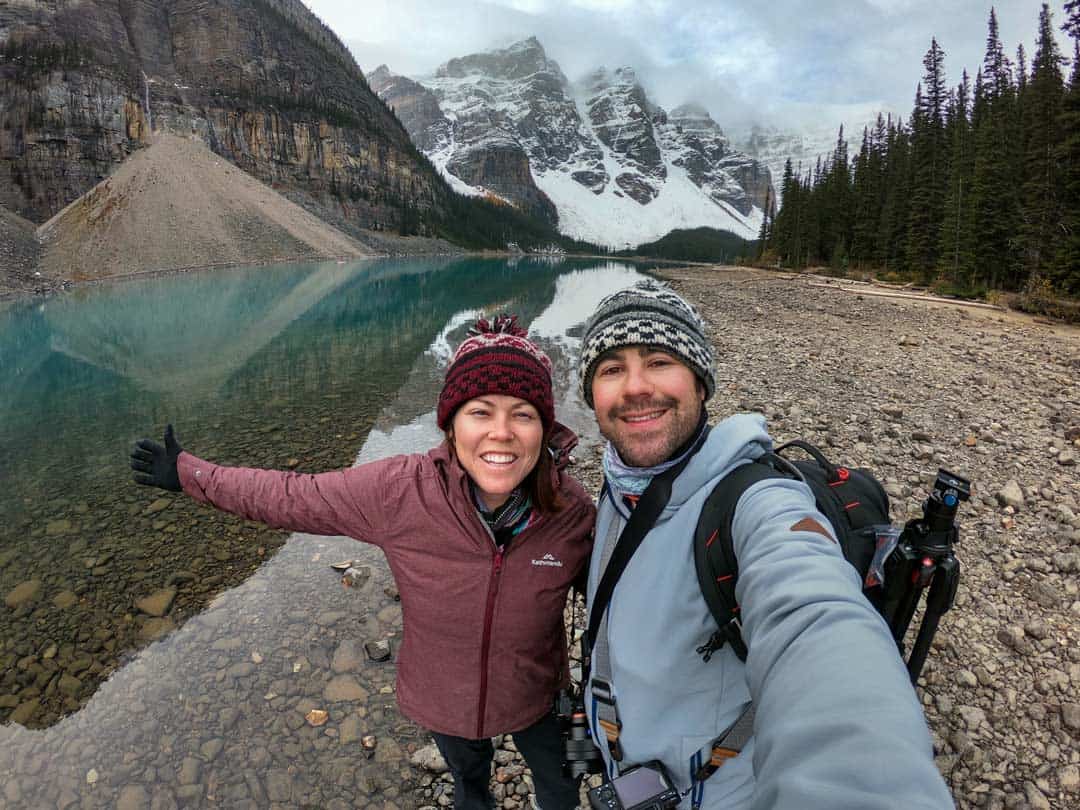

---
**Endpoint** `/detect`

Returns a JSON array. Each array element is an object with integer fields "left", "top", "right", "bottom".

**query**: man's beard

[{"left": 602, "top": 395, "right": 703, "bottom": 468}]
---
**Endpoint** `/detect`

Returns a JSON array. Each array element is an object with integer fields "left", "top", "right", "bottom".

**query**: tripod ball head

[{"left": 924, "top": 469, "right": 971, "bottom": 535}]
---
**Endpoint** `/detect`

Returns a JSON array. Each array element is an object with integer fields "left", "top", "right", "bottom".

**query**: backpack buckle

[{"left": 697, "top": 615, "right": 745, "bottom": 662}]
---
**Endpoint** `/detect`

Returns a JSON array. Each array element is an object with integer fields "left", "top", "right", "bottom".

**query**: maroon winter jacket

[{"left": 176, "top": 423, "right": 595, "bottom": 738}]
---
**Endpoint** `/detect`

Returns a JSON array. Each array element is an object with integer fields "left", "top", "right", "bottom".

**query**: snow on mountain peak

[
  {"left": 671, "top": 103, "right": 712, "bottom": 122},
  {"left": 374, "top": 38, "right": 771, "bottom": 248}
]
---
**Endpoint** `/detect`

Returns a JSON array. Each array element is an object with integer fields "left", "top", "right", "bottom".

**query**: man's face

[{"left": 591, "top": 346, "right": 704, "bottom": 467}]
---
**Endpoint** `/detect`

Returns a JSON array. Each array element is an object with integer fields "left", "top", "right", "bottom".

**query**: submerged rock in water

[
  {"left": 135, "top": 587, "right": 177, "bottom": 617},
  {"left": 4, "top": 579, "right": 42, "bottom": 608}
]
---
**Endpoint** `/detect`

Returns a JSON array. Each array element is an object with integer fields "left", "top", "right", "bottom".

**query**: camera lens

[{"left": 563, "top": 710, "right": 603, "bottom": 779}]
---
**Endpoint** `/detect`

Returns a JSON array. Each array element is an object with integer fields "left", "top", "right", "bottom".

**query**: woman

[{"left": 130, "top": 316, "right": 595, "bottom": 810}]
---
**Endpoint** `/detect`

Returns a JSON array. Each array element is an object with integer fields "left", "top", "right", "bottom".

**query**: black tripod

[{"left": 877, "top": 469, "right": 971, "bottom": 684}]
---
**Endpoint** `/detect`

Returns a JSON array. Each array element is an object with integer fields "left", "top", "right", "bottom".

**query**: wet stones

[
  {"left": 306, "top": 708, "right": 329, "bottom": 726},
  {"left": 135, "top": 587, "right": 177, "bottom": 617},
  {"left": 1063, "top": 703, "right": 1080, "bottom": 733},
  {"left": 52, "top": 590, "right": 78, "bottom": 609},
  {"left": 4, "top": 579, "right": 42, "bottom": 608},
  {"left": 376, "top": 603, "right": 402, "bottom": 625},
  {"left": 331, "top": 639, "right": 363, "bottom": 673},
  {"left": 9, "top": 699, "right": 42, "bottom": 726},
  {"left": 323, "top": 675, "right": 369, "bottom": 703},
  {"left": 45, "top": 519, "right": 74, "bottom": 536},
  {"left": 138, "top": 616, "right": 176, "bottom": 642},
  {"left": 144, "top": 498, "right": 173, "bottom": 515},
  {"left": 339, "top": 714, "right": 363, "bottom": 744},
  {"left": 341, "top": 565, "right": 371, "bottom": 588}
]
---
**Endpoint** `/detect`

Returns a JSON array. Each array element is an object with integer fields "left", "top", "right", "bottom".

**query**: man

[{"left": 576, "top": 280, "right": 953, "bottom": 810}]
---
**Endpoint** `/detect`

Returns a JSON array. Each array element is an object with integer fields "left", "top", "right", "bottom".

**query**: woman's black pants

[{"left": 430, "top": 711, "right": 579, "bottom": 810}]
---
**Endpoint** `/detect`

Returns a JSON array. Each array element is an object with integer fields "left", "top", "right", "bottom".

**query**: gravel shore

[{"left": 557, "top": 265, "right": 1080, "bottom": 810}]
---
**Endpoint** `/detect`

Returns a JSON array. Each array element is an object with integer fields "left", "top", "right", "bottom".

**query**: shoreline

[
  {"left": 9, "top": 252, "right": 1077, "bottom": 336},
  {"left": 0, "top": 250, "right": 686, "bottom": 305}
]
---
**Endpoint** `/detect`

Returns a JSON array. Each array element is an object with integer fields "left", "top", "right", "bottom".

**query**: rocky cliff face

[
  {"left": 579, "top": 67, "right": 665, "bottom": 204},
  {"left": 368, "top": 65, "right": 450, "bottom": 154},
  {"left": 660, "top": 104, "right": 771, "bottom": 215},
  {"left": 0, "top": 0, "right": 444, "bottom": 236},
  {"left": 373, "top": 38, "right": 772, "bottom": 248},
  {"left": 371, "top": 40, "right": 564, "bottom": 226}
]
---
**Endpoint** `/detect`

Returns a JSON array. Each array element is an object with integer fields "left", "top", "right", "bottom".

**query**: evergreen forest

[{"left": 759, "top": 3, "right": 1080, "bottom": 304}]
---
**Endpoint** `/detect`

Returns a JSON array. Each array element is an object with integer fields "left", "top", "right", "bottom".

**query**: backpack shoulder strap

[{"left": 693, "top": 455, "right": 792, "bottom": 662}]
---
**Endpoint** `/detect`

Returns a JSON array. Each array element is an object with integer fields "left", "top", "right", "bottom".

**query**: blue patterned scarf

[
  {"left": 472, "top": 484, "right": 533, "bottom": 546},
  {"left": 602, "top": 415, "right": 708, "bottom": 502}
]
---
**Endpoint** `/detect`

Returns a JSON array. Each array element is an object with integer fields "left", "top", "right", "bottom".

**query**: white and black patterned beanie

[{"left": 578, "top": 279, "right": 715, "bottom": 407}]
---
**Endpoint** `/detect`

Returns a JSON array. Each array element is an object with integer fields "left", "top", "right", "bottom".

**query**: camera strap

[
  {"left": 691, "top": 703, "right": 756, "bottom": 782},
  {"left": 585, "top": 429, "right": 708, "bottom": 768}
]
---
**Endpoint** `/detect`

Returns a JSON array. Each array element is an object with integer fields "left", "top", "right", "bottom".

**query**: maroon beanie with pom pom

[{"left": 437, "top": 315, "right": 554, "bottom": 431}]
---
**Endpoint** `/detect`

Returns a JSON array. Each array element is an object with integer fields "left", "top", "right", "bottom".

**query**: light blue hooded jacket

[{"left": 585, "top": 413, "right": 953, "bottom": 810}]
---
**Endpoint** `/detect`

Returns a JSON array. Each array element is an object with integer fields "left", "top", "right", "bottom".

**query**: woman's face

[{"left": 450, "top": 395, "right": 544, "bottom": 512}]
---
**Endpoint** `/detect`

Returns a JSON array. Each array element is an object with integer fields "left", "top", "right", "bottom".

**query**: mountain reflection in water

[{"left": 0, "top": 257, "right": 649, "bottom": 808}]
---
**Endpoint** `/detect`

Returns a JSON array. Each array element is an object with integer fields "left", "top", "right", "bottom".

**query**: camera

[
  {"left": 586, "top": 761, "right": 681, "bottom": 810},
  {"left": 555, "top": 689, "right": 604, "bottom": 780}
]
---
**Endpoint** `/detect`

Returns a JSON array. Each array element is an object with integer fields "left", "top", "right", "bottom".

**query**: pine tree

[
  {"left": 806, "top": 157, "right": 825, "bottom": 263},
  {"left": 851, "top": 126, "right": 877, "bottom": 266},
  {"left": 905, "top": 38, "right": 950, "bottom": 281},
  {"left": 756, "top": 185, "right": 772, "bottom": 259},
  {"left": 1054, "top": 6, "right": 1080, "bottom": 292},
  {"left": 879, "top": 117, "right": 912, "bottom": 275},
  {"left": 937, "top": 71, "right": 975, "bottom": 288},
  {"left": 969, "top": 8, "right": 1022, "bottom": 289},
  {"left": 1019, "top": 4, "right": 1066, "bottom": 282},
  {"left": 771, "top": 159, "right": 797, "bottom": 265},
  {"left": 1014, "top": 43, "right": 1031, "bottom": 186},
  {"left": 816, "top": 125, "right": 851, "bottom": 267},
  {"left": 1066, "top": 0, "right": 1080, "bottom": 40},
  {"left": 795, "top": 168, "right": 813, "bottom": 267}
]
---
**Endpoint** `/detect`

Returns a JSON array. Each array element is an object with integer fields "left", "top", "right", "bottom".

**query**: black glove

[{"left": 130, "top": 424, "right": 183, "bottom": 492}]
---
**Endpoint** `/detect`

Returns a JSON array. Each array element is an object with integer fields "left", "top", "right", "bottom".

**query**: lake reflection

[{"left": 0, "top": 257, "right": 649, "bottom": 808}]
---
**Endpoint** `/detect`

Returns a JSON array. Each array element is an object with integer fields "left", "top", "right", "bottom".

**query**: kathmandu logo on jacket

[{"left": 531, "top": 553, "right": 564, "bottom": 568}]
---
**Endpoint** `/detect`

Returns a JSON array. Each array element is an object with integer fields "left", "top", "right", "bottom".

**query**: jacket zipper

[{"left": 476, "top": 543, "right": 505, "bottom": 737}]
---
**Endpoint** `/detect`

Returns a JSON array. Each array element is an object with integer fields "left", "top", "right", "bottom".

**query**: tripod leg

[
  {"left": 905, "top": 557, "right": 960, "bottom": 684},
  {"left": 906, "top": 612, "right": 940, "bottom": 684}
]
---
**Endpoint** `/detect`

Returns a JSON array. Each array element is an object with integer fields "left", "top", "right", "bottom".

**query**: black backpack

[{"left": 692, "top": 439, "right": 892, "bottom": 662}]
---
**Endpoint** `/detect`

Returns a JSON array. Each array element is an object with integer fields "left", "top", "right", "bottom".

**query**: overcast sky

[{"left": 304, "top": 1, "right": 1068, "bottom": 134}]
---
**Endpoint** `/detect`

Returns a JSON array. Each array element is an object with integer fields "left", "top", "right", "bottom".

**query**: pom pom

[{"left": 467, "top": 314, "right": 527, "bottom": 338}]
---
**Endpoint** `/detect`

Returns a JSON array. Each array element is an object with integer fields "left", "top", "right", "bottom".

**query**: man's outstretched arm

[{"left": 731, "top": 477, "right": 953, "bottom": 810}]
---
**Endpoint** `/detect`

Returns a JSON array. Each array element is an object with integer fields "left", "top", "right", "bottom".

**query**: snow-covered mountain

[{"left": 370, "top": 38, "right": 770, "bottom": 248}]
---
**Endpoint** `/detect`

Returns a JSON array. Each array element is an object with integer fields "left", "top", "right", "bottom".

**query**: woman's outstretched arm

[{"left": 131, "top": 424, "right": 389, "bottom": 541}]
